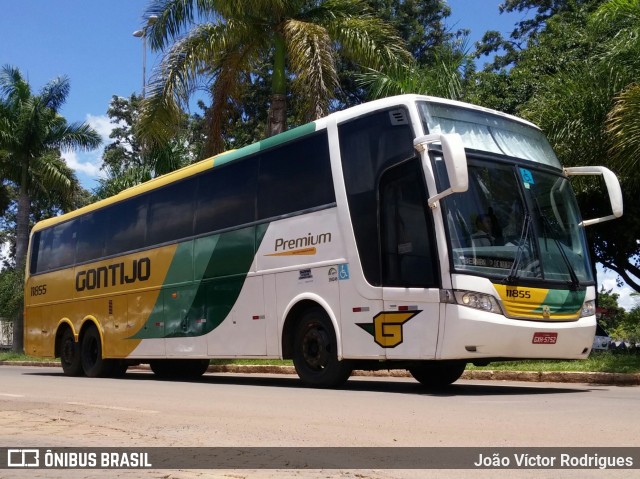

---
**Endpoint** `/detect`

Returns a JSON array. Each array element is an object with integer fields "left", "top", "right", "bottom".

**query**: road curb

[
  {"left": 207, "top": 364, "right": 640, "bottom": 385},
  {"left": 2, "top": 361, "right": 638, "bottom": 385}
]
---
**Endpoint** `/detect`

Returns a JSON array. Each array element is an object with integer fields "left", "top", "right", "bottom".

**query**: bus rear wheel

[
  {"left": 293, "top": 308, "right": 351, "bottom": 388},
  {"left": 409, "top": 361, "right": 466, "bottom": 388},
  {"left": 60, "top": 328, "right": 82, "bottom": 377},
  {"left": 80, "top": 326, "right": 112, "bottom": 378}
]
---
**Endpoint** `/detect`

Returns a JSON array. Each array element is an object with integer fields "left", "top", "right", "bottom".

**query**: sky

[{"left": 0, "top": 1, "right": 637, "bottom": 309}]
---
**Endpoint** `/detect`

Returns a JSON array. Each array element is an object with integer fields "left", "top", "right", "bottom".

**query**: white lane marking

[
  {"left": 0, "top": 393, "right": 24, "bottom": 398},
  {"left": 66, "top": 401, "right": 158, "bottom": 414}
]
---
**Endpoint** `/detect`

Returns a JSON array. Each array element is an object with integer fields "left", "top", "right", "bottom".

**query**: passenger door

[{"left": 379, "top": 159, "right": 441, "bottom": 359}]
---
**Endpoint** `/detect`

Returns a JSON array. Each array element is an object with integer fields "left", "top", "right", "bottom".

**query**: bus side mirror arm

[
  {"left": 564, "top": 166, "right": 623, "bottom": 226},
  {"left": 414, "top": 133, "right": 468, "bottom": 208}
]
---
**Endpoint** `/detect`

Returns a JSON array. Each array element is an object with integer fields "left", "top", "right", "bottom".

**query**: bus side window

[
  {"left": 147, "top": 179, "right": 196, "bottom": 245},
  {"left": 105, "top": 195, "right": 148, "bottom": 256},
  {"left": 195, "top": 157, "right": 258, "bottom": 235},
  {"left": 257, "top": 132, "right": 334, "bottom": 220},
  {"left": 76, "top": 212, "right": 106, "bottom": 264}
]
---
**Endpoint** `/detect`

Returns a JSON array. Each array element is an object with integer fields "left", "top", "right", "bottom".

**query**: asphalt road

[{"left": 0, "top": 365, "right": 638, "bottom": 479}]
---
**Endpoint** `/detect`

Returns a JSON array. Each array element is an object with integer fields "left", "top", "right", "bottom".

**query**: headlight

[
  {"left": 451, "top": 290, "right": 503, "bottom": 315},
  {"left": 580, "top": 299, "right": 596, "bottom": 317}
]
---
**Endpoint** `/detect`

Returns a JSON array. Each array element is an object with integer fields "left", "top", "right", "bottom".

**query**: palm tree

[
  {"left": 140, "top": 0, "right": 411, "bottom": 155},
  {"left": 0, "top": 65, "right": 101, "bottom": 351},
  {"left": 591, "top": 0, "right": 640, "bottom": 174},
  {"left": 0, "top": 65, "right": 101, "bottom": 269},
  {"left": 357, "top": 41, "right": 471, "bottom": 101}
]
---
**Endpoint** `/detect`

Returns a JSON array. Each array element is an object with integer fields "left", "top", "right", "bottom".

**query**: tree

[
  {"left": 140, "top": 0, "right": 411, "bottom": 156},
  {"left": 596, "top": 288, "right": 628, "bottom": 332},
  {"left": 474, "top": 0, "right": 606, "bottom": 72},
  {"left": 592, "top": 0, "right": 640, "bottom": 177},
  {"left": 356, "top": 41, "right": 472, "bottom": 101},
  {"left": 363, "top": 0, "right": 463, "bottom": 66},
  {"left": 0, "top": 66, "right": 101, "bottom": 269},
  {"left": 94, "top": 94, "right": 207, "bottom": 199},
  {"left": 0, "top": 65, "right": 101, "bottom": 351}
]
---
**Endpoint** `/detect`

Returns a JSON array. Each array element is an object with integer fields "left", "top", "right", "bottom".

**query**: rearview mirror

[
  {"left": 414, "top": 133, "right": 468, "bottom": 207},
  {"left": 564, "top": 166, "right": 623, "bottom": 226}
]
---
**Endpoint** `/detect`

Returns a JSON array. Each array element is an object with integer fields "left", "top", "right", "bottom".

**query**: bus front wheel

[
  {"left": 60, "top": 328, "right": 82, "bottom": 377},
  {"left": 409, "top": 361, "right": 466, "bottom": 388},
  {"left": 292, "top": 308, "right": 351, "bottom": 388},
  {"left": 80, "top": 326, "right": 112, "bottom": 378}
]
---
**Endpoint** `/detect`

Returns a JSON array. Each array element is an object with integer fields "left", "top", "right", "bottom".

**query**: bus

[{"left": 24, "top": 95, "right": 623, "bottom": 388}]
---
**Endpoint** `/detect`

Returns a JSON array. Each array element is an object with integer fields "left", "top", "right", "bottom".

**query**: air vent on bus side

[{"left": 389, "top": 109, "right": 408, "bottom": 126}]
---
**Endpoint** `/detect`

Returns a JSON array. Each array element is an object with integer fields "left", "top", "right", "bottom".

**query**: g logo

[{"left": 357, "top": 311, "right": 421, "bottom": 348}]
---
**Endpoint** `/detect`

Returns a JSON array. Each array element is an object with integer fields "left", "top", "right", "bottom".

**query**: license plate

[{"left": 532, "top": 332, "right": 557, "bottom": 344}]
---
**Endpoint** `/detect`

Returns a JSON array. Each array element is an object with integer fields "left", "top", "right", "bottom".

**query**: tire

[
  {"left": 150, "top": 359, "right": 209, "bottom": 379},
  {"left": 409, "top": 361, "right": 466, "bottom": 388},
  {"left": 292, "top": 308, "right": 351, "bottom": 388},
  {"left": 149, "top": 360, "right": 175, "bottom": 378},
  {"left": 60, "top": 328, "right": 83, "bottom": 377},
  {"left": 183, "top": 359, "right": 210, "bottom": 378},
  {"left": 80, "top": 326, "right": 112, "bottom": 378}
]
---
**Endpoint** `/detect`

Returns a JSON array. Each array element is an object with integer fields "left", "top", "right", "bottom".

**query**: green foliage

[
  {"left": 475, "top": 0, "right": 606, "bottom": 71},
  {"left": 93, "top": 94, "right": 207, "bottom": 199},
  {"left": 0, "top": 268, "right": 23, "bottom": 320},
  {"left": 0, "top": 65, "right": 100, "bottom": 269},
  {"left": 596, "top": 288, "right": 628, "bottom": 332},
  {"left": 364, "top": 0, "right": 462, "bottom": 66},
  {"left": 140, "top": 0, "right": 411, "bottom": 154},
  {"left": 357, "top": 42, "right": 471, "bottom": 100},
  {"left": 610, "top": 306, "right": 640, "bottom": 343}
]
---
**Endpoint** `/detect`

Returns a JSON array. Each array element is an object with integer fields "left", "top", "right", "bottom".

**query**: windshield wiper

[
  {"left": 504, "top": 213, "right": 532, "bottom": 284},
  {"left": 533, "top": 199, "right": 581, "bottom": 291}
]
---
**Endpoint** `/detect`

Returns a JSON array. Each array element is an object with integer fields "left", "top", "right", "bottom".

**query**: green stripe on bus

[
  {"left": 131, "top": 224, "right": 269, "bottom": 339},
  {"left": 214, "top": 122, "right": 317, "bottom": 167},
  {"left": 532, "top": 289, "right": 586, "bottom": 315}
]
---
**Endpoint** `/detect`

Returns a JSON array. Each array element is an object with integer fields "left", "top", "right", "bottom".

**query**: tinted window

[
  {"left": 339, "top": 108, "right": 415, "bottom": 285},
  {"left": 380, "top": 159, "right": 438, "bottom": 287},
  {"left": 76, "top": 211, "right": 106, "bottom": 264},
  {"left": 148, "top": 179, "right": 196, "bottom": 245},
  {"left": 195, "top": 157, "right": 258, "bottom": 235},
  {"left": 29, "top": 231, "right": 42, "bottom": 274},
  {"left": 105, "top": 196, "right": 148, "bottom": 256},
  {"left": 34, "top": 229, "right": 53, "bottom": 273},
  {"left": 258, "top": 132, "right": 334, "bottom": 219},
  {"left": 32, "top": 220, "right": 77, "bottom": 272}
]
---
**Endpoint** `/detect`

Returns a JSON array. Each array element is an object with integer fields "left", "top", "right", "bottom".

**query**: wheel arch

[
  {"left": 54, "top": 319, "right": 76, "bottom": 358},
  {"left": 281, "top": 294, "right": 342, "bottom": 360},
  {"left": 78, "top": 316, "right": 104, "bottom": 356}
]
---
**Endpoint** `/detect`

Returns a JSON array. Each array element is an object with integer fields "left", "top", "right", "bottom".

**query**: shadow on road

[{"left": 23, "top": 367, "right": 598, "bottom": 397}]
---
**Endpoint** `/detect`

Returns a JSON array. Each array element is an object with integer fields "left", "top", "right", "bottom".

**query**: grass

[
  {"left": 467, "top": 351, "right": 640, "bottom": 374},
  {"left": 0, "top": 351, "right": 45, "bottom": 362},
  {"left": 210, "top": 353, "right": 640, "bottom": 374}
]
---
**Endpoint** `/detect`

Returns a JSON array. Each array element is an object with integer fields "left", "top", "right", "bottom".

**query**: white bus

[{"left": 24, "top": 95, "right": 623, "bottom": 387}]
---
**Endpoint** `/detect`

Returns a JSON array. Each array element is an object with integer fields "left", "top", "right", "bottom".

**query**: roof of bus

[
  {"left": 31, "top": 95, "right": 541, "bottom": 233},
  {"left": 322, "top": 94, "right": 541, "bottom": 130}
]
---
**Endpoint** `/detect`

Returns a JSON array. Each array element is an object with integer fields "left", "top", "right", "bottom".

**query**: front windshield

[
  {"left": 438, "top": 160, "right": 593, "bottom": 285},
  {"left": 418, "top": 101, "right": 561, "bottom": 169}
]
